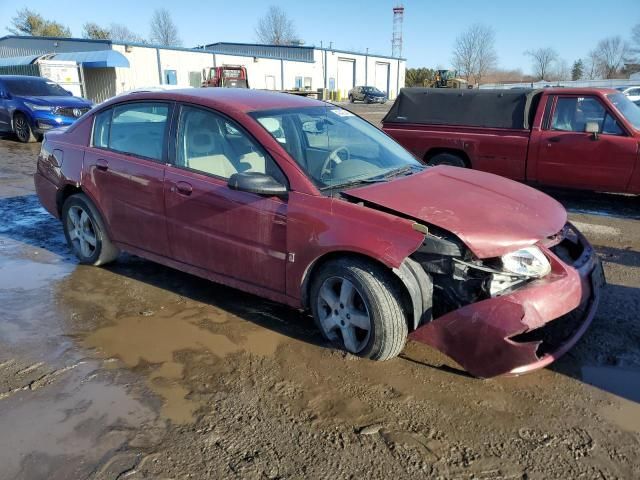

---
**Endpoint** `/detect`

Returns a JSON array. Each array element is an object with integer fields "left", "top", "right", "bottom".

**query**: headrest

[{"left": 189, "top": 128, "right": 217, "bottom": 155}]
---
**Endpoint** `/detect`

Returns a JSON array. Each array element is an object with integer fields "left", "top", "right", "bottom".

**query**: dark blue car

[{"left": 0, "top": 75, "right": 93, "bottom": 142}]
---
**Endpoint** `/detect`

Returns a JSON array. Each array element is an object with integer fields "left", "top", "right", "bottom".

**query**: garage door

[
  {"left": 337, "top": 58, "right": 355, "bottom": 96},
  {"left": 374, "top": 62, "right": 390, "bottom": 94}
]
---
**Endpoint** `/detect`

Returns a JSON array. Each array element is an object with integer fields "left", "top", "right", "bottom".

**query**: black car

[{"left": 348, "top": 86, "right": 387, "bottom": 104}]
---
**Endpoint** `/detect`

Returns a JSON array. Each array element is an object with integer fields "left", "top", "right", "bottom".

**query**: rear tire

[
  {"left": 349, "top": 94, "right": 354, "bottom": 103},
  {"left": 310, "top": 258, "right": 408, "bottom": 361},
  {"left": 13, "top": 113, "right": 36, "bottom": 143},
  {"left": 61, "top": 193, "right": 119, "bottom": 266},
  {"left": 428, "top": 152, "right": 466, "bottom": 168}
]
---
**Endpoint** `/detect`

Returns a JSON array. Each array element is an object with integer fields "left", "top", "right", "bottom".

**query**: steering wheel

[{"left": 320, "top": 146, "right": 350, "bottom": 181}]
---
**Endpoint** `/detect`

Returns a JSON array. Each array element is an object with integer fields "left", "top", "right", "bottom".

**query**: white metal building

[{"left": 0, "top": 36, "right": 405, "bottom": 103}]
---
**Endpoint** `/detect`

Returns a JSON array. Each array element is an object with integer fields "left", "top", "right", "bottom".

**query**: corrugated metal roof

[
  {"left": 0, "top": 54, "right": 40, "bottom": 67},
  {"left": 205, "top": 42, "right": 314, "bottom": 62},
  {"left": 0, "top": 50, "right": 129, "bottom": 68}
]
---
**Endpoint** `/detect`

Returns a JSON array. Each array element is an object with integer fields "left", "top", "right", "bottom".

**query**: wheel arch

[
  {"left": 57, "top": 185, "right": 115, "bottom": 241},
  {"left": 300, "top": 250, "right": 431, "bottom": 331},
  {"left": 424, "top": 148, "right": 471, "bottom": 168}
]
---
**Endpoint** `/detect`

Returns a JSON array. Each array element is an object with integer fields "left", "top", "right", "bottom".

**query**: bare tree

[
  {"left": 584, "top": 50, "right": 601, "bottom": 80},
  {"left": 8, "top": 8, "right": 71, "bottom": 37},
  {"left": 149, "top": 8, "right": 182, "bottom": 47},
  {"left": 255, "top": 6, "right": 298, "bottom": 45},
  {"left": 630, "top": 23, "right": 640, "bottom": 61},
  {"left": 82, "top": 22, "right": 110, "bottom": 39},
  {"left": 109, "top": 23, "right": 146, "bottom": 43},
  {"left": 524, "top": 47, "right": 558, "bottom": 80},
  {"left": 553, "top": 59, "right": 571, "bottom": 81},
  {"left": 451, "top": 24, "right": 497, "bottom": 86},
  {"left": 593, "top": 36, "right": 629, "bottom": 79}
]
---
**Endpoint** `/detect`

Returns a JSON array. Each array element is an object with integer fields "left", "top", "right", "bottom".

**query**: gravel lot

[{"left": 0, "top": 103, "right": 639, "bottom": 479}]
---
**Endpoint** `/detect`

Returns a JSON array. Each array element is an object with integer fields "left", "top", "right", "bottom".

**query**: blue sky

[{"left": 1, "top": 0, "right": 638, "bottom": 71}]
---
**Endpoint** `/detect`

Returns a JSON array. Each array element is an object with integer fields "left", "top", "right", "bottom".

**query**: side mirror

[
  {"left": 585, "top": 121, "right": 600, "bottom": 140},
  {"left": 228, "top": 172, "right": 287, "bottom": 198}
]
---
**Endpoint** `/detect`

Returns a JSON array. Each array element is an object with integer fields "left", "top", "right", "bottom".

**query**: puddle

[
  {"left": 581, "top": 365, "right": 640, "bottom": 433},
  {"left": 581, "top": 366, "right": 640, "bottom": 403},
  {"left": 0, "top": 257, "right": 72, "bottom": 290},
  {"left": 0, "top": 362, "right": 158, "bottom": 480},
  {"left": 83, "top": 306, "right": 288, "bottom": 423}
]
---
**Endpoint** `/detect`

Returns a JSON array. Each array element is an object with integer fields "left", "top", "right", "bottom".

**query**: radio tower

[{"left": 392, "top": 4, "right": 404, "bottom": 58}]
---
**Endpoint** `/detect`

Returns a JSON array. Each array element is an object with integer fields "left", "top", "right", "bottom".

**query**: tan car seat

[{"left": 186, "top": 128, "right": 238, "bottom": 178}]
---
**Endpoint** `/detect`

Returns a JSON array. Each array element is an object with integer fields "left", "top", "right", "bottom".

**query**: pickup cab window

[{"left": 551, "top": 97, "right": 623, "bottom": 135}]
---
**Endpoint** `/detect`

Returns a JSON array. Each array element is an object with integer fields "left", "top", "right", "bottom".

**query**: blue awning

[
  {"left": 0, "top": 50, "right": 129, "bottom": 69},
  {"left": 52, "top": 50, "right": 129, "bottom": 68}
]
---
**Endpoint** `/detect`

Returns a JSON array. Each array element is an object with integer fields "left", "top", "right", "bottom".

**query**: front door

[
  {"left": 533, "top": 95, "right": 638, "bottom": 191},
  {"left": 82, "top": 101, "right": 172, "bottom": 256},
  {"left": 164, "top": 104, "right": 288, "bottom": 292}
]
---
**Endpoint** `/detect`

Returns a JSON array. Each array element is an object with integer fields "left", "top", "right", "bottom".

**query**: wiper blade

[{"left": 319, "top": 177, "right": 388, "bottom": 191}]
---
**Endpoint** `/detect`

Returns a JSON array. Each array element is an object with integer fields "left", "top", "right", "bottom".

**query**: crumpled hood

[
  {"left": 346, "top": 166, "right": 567, "bottom": 258},
  {"left": 21, "top": 95, "right": 93, "bottom": 108}
]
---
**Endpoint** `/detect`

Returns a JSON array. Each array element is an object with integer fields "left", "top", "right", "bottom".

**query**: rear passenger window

[{"left": 99, "top": 102, "right": 169, "bottom": 160}]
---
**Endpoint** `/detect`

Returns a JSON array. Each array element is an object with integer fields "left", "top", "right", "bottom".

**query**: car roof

[
  {"left": 104, "top": 88, "right": 327, "bottom": 113},
  {"left": 541, "top": 87, "right": 620, "bottom": 95}
]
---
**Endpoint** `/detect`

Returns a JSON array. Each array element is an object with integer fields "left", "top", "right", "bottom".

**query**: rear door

[
  {"left": 82, "top": 101, "right": 172, "bottom": 256},
  {"left": 164, "top": 104, "right": 288, "bottom": 292},
  {"left": 533, "top": 95, "right": 637, "bottom": 191}
]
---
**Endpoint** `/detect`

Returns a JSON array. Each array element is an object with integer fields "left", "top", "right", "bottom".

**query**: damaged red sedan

[{"left": 34, "top": 89, "right": 604, "bottom": 378}]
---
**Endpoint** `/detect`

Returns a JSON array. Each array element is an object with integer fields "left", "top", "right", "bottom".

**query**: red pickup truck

[{"left": 382, "top": 88, "right": 640, "bottom": 194}]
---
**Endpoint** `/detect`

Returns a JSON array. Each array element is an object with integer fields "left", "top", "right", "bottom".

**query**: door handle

[
  {"left": 173, "top": 181, "right": 193, "bottom": 196},
  {"left": 96, "top": 159, "right": 108, "bottom": 171}
]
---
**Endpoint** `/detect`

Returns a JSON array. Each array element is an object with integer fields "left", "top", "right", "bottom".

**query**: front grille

[
  {"left": 510, "top": 302, "right": 588, "bottom": 357},
  {"left": 55, "top": 107, "right": 90, "bottom": 118}
]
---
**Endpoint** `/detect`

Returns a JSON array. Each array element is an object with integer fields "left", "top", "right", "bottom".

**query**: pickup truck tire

[
  {"left": 349, "top": 94, "right": 354, "bottom": 103},
  {"left": 428, "top": 152, "right": 467, "bottom": 168},
  {"left": 310, "top": 258, "right": 408, "bottom": 361}
]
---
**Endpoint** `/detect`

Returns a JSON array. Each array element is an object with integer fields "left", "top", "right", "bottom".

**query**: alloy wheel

[
  {"left": 316, "top": 276, "right": 371, "bottom": 353},
  {"left": 14, "top": 116, "right": 29, "bottom": 142},
  {"left": 66, "top": 205, "right": 98, "bottom": 259}
]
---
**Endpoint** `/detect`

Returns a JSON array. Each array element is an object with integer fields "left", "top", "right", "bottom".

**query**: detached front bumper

[{"left": 410, "top": 224, "right": 603, "bottom": 378}]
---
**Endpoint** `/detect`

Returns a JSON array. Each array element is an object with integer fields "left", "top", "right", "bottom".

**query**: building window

[
  {"left": 304, "top": 77, "right": 312, "bottom": 90},
  {"left": 329, "top": 77, "right": 336, "bottom": 91},
  {"left": 164, "top": 70, "right": 177, "bottom": 85},
  {"left": 295, "top": 76, "right": 303, "bottom": 89}
]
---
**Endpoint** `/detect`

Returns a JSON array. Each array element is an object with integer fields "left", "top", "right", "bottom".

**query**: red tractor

[{"left": 202, "top": 65, "right": 249, "bottom": 88}]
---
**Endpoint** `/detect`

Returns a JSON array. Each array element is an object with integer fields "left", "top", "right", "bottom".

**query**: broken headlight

[{"left": 501, "top": 247, "right": 551, "bottom": 278}]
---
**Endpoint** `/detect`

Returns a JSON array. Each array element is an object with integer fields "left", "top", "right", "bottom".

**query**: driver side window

[
  {"left": 551, "top": 97, "right": 623, "bottom": 135},
  {"left": 175, "top": 106, "right": 287, "bottom": 184}
]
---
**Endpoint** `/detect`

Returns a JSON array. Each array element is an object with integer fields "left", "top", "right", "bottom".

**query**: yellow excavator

[{"left": 429, "top": 70, "right": 468, "bottom": 89}]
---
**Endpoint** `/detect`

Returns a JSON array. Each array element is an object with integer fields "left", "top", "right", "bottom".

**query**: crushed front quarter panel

[{"left": 410, "top": 238, "right": 601, "bottom": 378}]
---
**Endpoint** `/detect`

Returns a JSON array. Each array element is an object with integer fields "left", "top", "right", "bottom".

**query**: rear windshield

[
  {"left": 607, "top": 93, "right": 640, "bottom": 130},
  {"left": 4, "top": 77, "right": 69, "bottom": 96}
]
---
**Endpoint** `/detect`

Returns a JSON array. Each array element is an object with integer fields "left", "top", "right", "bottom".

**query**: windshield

[
  {"left": 4, "top": 77, "right": 69, "bottom": 96},
  {"left": 363, "top": 87, "right": 383, "bottom": 94},
  {"left": 251, "top": 106, "right": 421, "bottom": 190},
  {"left": 607, "top": 93, "right": 640, "bottom": 130}
]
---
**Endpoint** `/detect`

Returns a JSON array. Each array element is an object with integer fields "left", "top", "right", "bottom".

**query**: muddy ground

[{"left": 0, "top": 103, "right": 639, "bottom": 480}]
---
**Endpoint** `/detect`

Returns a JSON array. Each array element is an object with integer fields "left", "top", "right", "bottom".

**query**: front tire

[
  {"left": 13, "top": 113, "right": 37, "bottom": 143},
  {"left": 428, "top": 152, "right": 466, "bottom": 168},
  {"left": 310, "top": 258, "right": 408, "bottom": 361},
  {"left": 62, "top": 194, "right": 119, "bottom": 266}
]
